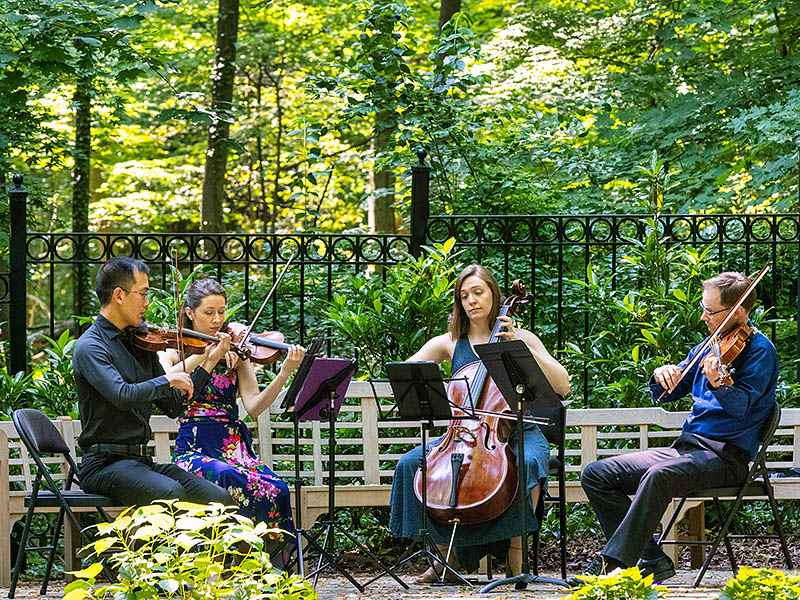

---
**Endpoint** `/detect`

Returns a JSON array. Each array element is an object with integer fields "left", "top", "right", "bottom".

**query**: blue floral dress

[{"left": 174, "top": 364, "right": 294, "bottom": 537}]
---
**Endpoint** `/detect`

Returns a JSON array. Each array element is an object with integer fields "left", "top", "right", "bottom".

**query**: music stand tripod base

[
  {"left": 474, "top": 340, "right": 569, "bottom": 593},
  {"left": 285, "top": 355, "right": 407, "bottom": 592}
]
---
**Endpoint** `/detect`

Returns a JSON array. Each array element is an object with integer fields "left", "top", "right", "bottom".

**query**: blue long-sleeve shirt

[{"left": 649, "top": 326, "right": 777, "bottom": 459}]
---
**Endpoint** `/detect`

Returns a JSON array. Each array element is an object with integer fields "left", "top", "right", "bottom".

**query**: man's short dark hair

[
  {"left": 703, "top": 271, "right": 755, "bottom": 313},
  {"left": 96, "top": 257, "right": 149, "bottom": 306}
]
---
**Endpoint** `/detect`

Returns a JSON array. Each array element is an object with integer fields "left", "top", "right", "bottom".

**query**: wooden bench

[{"left": 2, "top": 381, "right": 798, "bottom": 586}]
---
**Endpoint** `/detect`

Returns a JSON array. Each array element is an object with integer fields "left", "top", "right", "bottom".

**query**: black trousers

[
  {"left": 81, "top": 453, "right": 234, "bottom": 507},
  {"left": 580, "top": 432, "right": 749, "bottom": 566}
]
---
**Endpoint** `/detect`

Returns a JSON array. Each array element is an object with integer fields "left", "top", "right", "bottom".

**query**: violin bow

[
  {"left": 172, "top": 248, "right": 186, "bottom": 374},
  {"left": 237, "top": 250, "right": 298, "bottom": 352},
  {"left": 656, "top": 261, "right": 771, "bottom": 401}
]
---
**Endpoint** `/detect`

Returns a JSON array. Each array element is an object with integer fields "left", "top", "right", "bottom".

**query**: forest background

[{"left": 2, "top": 0, "right": 798, "bottom": 240}]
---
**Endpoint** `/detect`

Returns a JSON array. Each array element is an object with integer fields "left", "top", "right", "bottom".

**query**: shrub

[
  {"left": 323, "top": 238, "right": 459, "bottom": 377},
  {"left": 566, "top": 228, "right": 721, "bottom": 408},
  {"left": 718, "top": 566, "right": 800, "bottom": 600},
  {"left": 63, "top": 500, "right": 317, "bottom": 600},
  {"left": 564, "top": 566, "right": 668, "bottom": 600},
  {"left": 30, "top": 329, "right": 78, "bottom": 418}
]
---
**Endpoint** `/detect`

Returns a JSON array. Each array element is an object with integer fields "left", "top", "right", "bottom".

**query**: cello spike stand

[{"left": 473, "top": 340, "right": 570, "bottom": 593}]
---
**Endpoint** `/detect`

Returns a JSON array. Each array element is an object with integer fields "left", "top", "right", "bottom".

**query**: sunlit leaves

[{"left": 67, "top": 500, "right": 317, "bottom": 600}]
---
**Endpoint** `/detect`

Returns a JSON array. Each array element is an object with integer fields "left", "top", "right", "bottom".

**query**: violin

[
  {"left": 225, "top": 321, "right": 292, "bottom": 365},
  {"left": 132, "top": 322, "right": 294, "bottom": 366},
  {"left": 130, "top": 323, "right": 212, "bottom": 356},
  {"left": 703, "top": 323, "right": 755, "bottom": 387},
  {"left": 414, "top": 280, "right": 532, "bottom": 526},
  {"left": 132, "top": 252, "right": 300, "bottom": 369},
  {"left": 656, "top": 262, "right": 771, "bottom": 400}
]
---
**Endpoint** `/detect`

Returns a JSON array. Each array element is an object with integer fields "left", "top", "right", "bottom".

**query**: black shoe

[
  {"left": 637, "top": 555, "right": 675, "bottom": 582},
  {"left": 567, "top": 555, "right": 624, "bottom": 587}
]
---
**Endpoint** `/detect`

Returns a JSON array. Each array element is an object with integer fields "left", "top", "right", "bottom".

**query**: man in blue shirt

[{"left": 572, "top": 271, "right": 778, "bottom": 585}]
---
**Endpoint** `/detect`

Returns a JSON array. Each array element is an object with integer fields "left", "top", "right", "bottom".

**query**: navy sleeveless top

[{"left": 451, "top": 335, "right": 479, "bottom": 373}]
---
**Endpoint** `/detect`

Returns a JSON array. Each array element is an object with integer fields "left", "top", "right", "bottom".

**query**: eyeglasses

[
  {"left": 121, "top": 287, "right": 150, "bottom": 300},
  {"left": 699, "top": 300, "right": 729, "bottom": 316}
]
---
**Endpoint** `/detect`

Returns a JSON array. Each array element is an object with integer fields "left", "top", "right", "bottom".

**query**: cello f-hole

[{"left": 481, "top": 422, "right": 495, "bottom": 450}]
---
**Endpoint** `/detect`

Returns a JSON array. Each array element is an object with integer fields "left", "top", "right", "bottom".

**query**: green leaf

[
  {"left": 92, "top": 538, "right": 116, "bottom": 554},
  {"left": 158, "top": 579, "right": 180, "bottom": 593},
  {"left": 73, "top": 37, "right": 102, "bottom": 47},
  {"left": 70, "top": 562, "right": 103, "bottom": 579},
  {"left": 111, "top": 15, "right": 144, "bottom": 30}
]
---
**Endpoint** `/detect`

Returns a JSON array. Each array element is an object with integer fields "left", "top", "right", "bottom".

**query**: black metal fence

[{"left": 6, "top": 158, "right": 800, "bottom": 405}]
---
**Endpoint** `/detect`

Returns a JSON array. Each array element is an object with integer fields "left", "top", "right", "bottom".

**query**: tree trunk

[
  {"left": 370, "top": 109, "right": 396, "bottom": 233},
  {"left": 254, "top": 70, "right": 271, "bottom": 231},
  {"left": 439, "top": 0, "right": 461, "bottom": 32},
  {"left": 72, "top": 74, "right": 93, "bottom": 321},
  {"left": 201, "top": 0, "right": 240, "bottom": 233}
]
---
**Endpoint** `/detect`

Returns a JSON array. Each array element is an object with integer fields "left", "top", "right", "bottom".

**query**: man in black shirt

[{"left": 73, "top": 257, "right": 233, "bottom": 506}]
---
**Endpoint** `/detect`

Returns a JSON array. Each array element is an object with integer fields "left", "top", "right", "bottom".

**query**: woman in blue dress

[
  {"left": 389, "top": 265, "right": 571, "bottom": 582},
  {"left": 159, "top": 279, "right": 304, "bottom": 542}
]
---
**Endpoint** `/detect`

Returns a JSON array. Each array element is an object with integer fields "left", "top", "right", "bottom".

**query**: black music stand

[
  {"left": 369, "top": 361, "right": 472, "bottom": 587},
  {"left": 277, "top": 339, "right": 321, "bottom": 576},
  {"left": 473, "top": 340, "right": 569, "bottom": 593},
  {"left": 283, "top": 353, "right": 407, "bottom": 592}
]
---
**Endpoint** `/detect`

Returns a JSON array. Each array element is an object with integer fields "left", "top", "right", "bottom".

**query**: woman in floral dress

[{"left": 159, "top": 279, "right": 304, "bottom": 538}]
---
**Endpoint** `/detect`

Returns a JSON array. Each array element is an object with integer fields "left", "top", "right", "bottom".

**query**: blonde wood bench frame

[{"left": 2, "top": 381, "right": 798, "bottom": 586}]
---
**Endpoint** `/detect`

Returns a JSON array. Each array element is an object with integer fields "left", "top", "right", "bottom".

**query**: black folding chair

[
  {"left": 657, "top": 401, "right": 793, "bottom": 587},
  {"left": 9, "top": 409, "right": 117, "bottom": 598}
]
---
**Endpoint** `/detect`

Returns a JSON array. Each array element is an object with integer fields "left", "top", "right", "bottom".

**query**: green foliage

[
  {"left": 564, "top": 567, "right": 668, "bottom": 600},
  {"left": 63, "top": 500, "right": 317, "bottom": 600},
  {"left": 30, "top": 329, "right": 78, "bottom": 418},
  {"left": 312, "top": 2, "right": 548, "bottom": 216},
  {"left": 718, "top": 566, "right": 800, "bottom": 600},
  {"left": 540, "top": 502, "right": 602, "bottom": 542},
  {"left": 323, "top": 238, "right": 458, "bottom": 377},
  {"left": 567, "top": 229, "right": 719, "bottom": 407},
  {"left": 5, "top": 0, "right": 800, "bottom": 237},
  {"left": 332, "top": 507, "right": 391, "bottom": 555},
  {"left": 0, "top": 369, "right": 36, "bottom": 419},
  {"left": 0, "top": 330, "right": 79, "bottom": 418},
  {"left": 0, "top": 0, "right": 170, "bottom": 175},
  {"left": 144, "top": 263, "right": 213, "bottom": 326}
]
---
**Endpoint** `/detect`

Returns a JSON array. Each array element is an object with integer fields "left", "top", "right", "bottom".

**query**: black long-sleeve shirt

[{"left": 73, "top": 314, "right": 210, "bottom": 449}]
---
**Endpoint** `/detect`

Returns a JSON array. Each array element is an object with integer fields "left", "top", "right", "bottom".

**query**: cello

[{"left": 413, "top": 281, "right": 533, "bottom": 525}]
